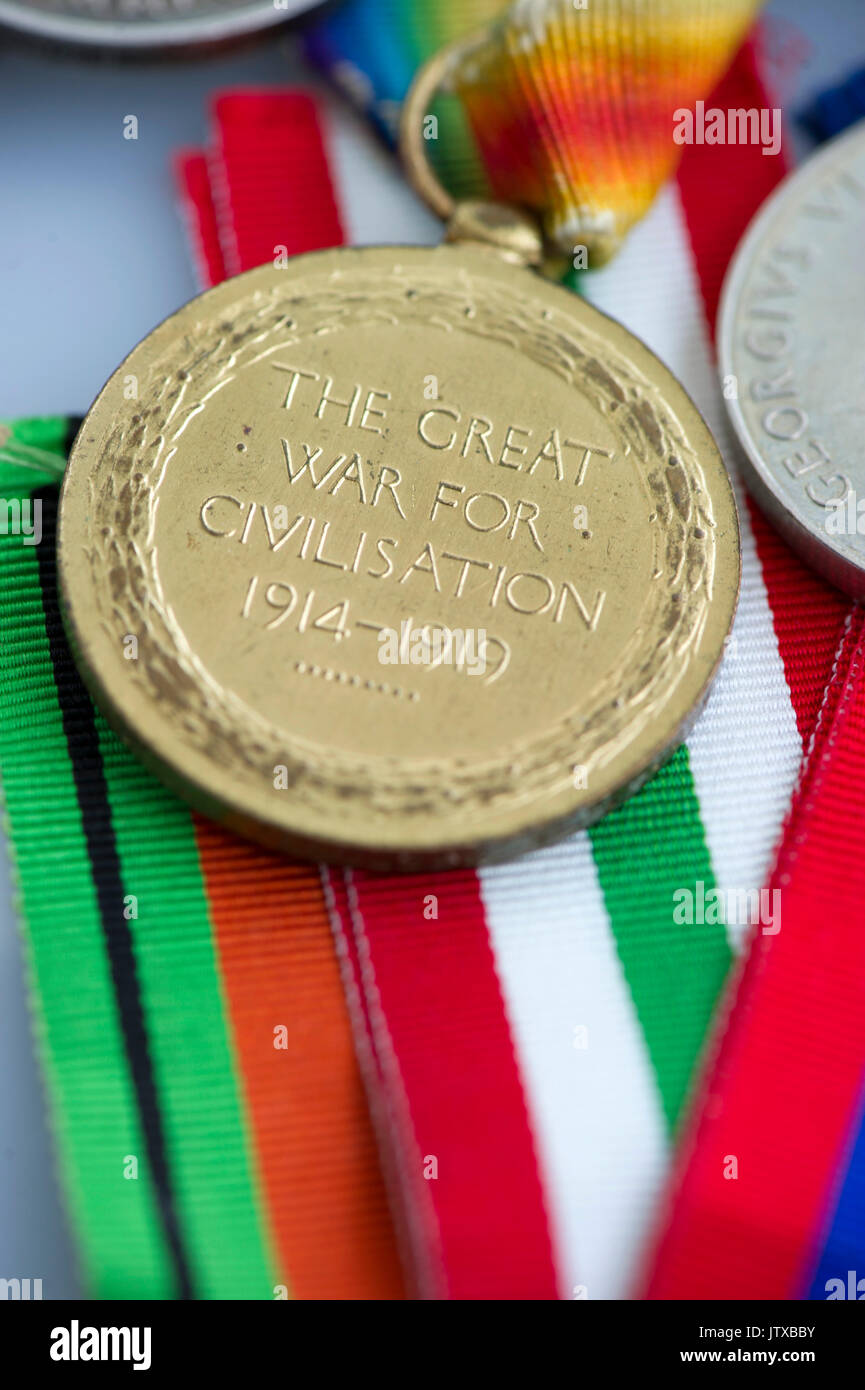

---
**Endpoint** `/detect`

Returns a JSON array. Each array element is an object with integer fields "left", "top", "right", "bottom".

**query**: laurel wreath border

[{"left": 83, "top": 259, "right": 716, "bottom": 819}]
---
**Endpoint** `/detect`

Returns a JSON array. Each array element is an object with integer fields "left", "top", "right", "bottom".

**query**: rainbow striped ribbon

[{"left": 308, "top": 0, "right": 765, "bottom": 261}]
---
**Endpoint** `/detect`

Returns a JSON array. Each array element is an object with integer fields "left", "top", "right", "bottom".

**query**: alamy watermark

[
  {"left": 0, "top": 1276, "right": 42, "bottom": 1299},
  {"left": 0, "top": 497, "right": 41, "bottom": 545},
  {"left": 673, "top": 880, "right": 780, "bottom": 934},
  {"left": 825, "top": 1271, "right": 865, "bottom": 1299},
  {"left": 50, "top": 1321, "right": 151, "bottom": 1371},
  {"left": 378, "top": 620, "right": 488, "bottom": 678},
  {"left": 824, "top": 489, "right": 863, "bottom": 536},
  {"left": 673, "top": 101, "right": 782, "bottom": 156}
]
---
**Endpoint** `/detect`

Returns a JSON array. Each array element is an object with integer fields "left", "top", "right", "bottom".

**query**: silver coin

[
  {"left": 0, "top": 0, "right": 315, "bottom": 48},
  {"left": 719, "top": 119, "right": 865, "bottom": 596}
]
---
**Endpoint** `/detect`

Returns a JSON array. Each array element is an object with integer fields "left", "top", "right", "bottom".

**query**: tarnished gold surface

[{"left": 58, "top": 244, "right": 739, "bottom": 868}]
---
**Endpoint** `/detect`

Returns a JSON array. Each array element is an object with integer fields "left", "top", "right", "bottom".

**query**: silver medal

[
  {"left": 0, "top": 0, "right": 313, "bottom": 49},
  {"left": 719, "top": 119, "right": 865, "bottom": 596}
]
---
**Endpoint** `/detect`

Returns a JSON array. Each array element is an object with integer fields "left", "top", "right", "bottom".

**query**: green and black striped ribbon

[{"left": 0, "top": 417, "right": 275, "bottom": 1299}]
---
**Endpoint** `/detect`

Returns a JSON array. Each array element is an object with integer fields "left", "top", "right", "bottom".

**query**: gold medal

[
  {"left": 59, "top": 231, "right": 738, "bottom": 868},
  {"left": 57, "top": 41, "right": 740, "bottom": 870}
]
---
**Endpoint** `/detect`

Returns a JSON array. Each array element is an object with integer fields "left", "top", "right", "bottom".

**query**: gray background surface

[{"left": 0, "top": 0, "right": 860, "bottom": 1299}]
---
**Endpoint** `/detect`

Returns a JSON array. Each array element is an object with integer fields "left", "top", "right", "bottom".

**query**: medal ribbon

[
  {"left": 645, "top": 606, "right": 865, "bottom": 1299},
  {"left": 642, "top": 96, "right": 865, "bottom": 1301},
  {"left": 177, "top": 93, "right": 561, "bottom": 1300}
]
